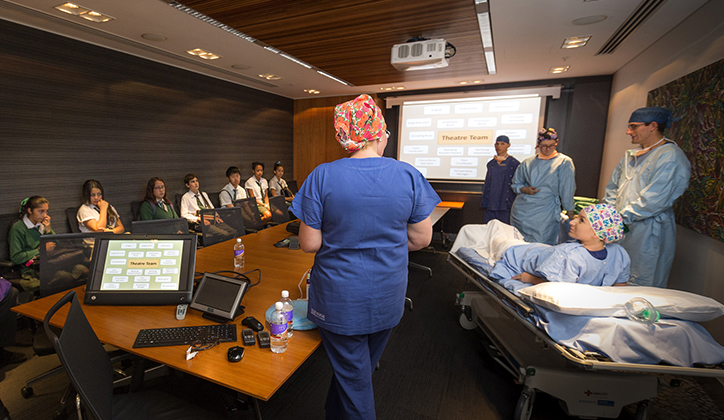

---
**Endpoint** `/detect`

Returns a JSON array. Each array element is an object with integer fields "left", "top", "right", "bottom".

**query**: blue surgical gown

[
  {"left": 602, "top": 141, "right": 690, "bottom": 288},
  {"left": 489, "top": 242, "right": 630, "bottom": 287},
  {"left": 510, "top": 154, "right": 576, "bottom": 245},
  {"left": 481, "top": 156, "right": 520, "bottom": 224}
]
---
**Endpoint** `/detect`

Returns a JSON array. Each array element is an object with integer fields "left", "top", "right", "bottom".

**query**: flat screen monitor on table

[{"left": 84, "top": 234, "right": 197, "bottom": 305}]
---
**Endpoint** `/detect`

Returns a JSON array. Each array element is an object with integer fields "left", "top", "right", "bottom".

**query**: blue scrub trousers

[
  {"left": 318, "top": 327, "right": 393, "bottom": 420},
  {"left": 483, "top": 209, "right": 511, "bottom": 225}
]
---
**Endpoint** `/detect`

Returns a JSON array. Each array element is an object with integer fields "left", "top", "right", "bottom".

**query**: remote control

[
  {"left": 257, "top": 331, "right": 271, "bottom": 349},
  {"left": 176, "top": 304, "right": 188, "bottom": 320},
  {"left": 242, "top": 316, "right": 264, "bottom": 332},
  {"left": 273, "top": 238, "right": 291, "bottom": 248},
  {"left": 242, "top": 328, "right": 256, "bottom": 346}
]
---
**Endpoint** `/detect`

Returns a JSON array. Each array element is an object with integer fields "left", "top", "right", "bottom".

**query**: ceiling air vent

[{"left": 596, "top": 0, "right": 668, "bottom": 55}]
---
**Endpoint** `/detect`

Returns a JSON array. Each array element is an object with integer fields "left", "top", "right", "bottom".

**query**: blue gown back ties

[{"left": 510, "top": 154, "right": 576, "bottom": 245}]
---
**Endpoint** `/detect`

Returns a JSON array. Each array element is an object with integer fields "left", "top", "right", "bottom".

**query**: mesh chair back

[
  {"left": 199, "top": 208, "right": 245, "bottom": 246},
  {"left": 131, "top": 201, "right": 144, "bottom": 221},
  {"left": 207, "top": 192, "right": 221, "bottom": 208},
  {"left": 0, "top": 213, "right": 18, "bottom": 263},
  {"left": 287, "top": 180, "right": 299, "bottom": 195},
  {"left": 45, "top": 290, "right": 113, "bottom": 420},
  {"left": 268, "top": 196, "right": 290, "bottom": 224},
  {"left": 234, "top": 197, "right": 264, "bottom": 232},
  {"left": 131, "top": 218, "right": 188, "bottom": 235},
  {"left": 66, "top": 207, "right": 81, "bottom": 233},
  {"left": 39, "top": 233, "right": 98, "bottom": 298}
]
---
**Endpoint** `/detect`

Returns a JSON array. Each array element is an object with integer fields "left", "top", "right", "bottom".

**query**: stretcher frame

[{"left": 448, "top": 251, "right": 724, "bottom": 420}]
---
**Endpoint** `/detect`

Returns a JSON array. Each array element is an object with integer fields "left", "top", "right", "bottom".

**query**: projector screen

[{"left": 396, "top": 94, "right": 546, "bottom": 181}]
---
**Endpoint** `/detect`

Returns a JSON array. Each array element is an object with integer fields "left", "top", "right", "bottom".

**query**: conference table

[{"left": 12, "top": 222, "right": 319, "bottom": 419}]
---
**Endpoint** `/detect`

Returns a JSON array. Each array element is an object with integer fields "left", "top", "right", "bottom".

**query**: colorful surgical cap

[
  {"left": 582, "top": 203, "right": 624, "bottom": 244},
  {"left": 334, "top": 94, "right": 386, "bottom": 153},
  {"left": 629, "top": 107, "right": 674, "bottom": 128},
  {"left": 537, "top": 128, "right": 558, "bottom": 144}
]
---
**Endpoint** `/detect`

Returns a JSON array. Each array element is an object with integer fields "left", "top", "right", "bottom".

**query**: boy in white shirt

[
  {"left": 180, "top": 173, "right": 214, "bottom": 230},
  {"left": 220, "top": 166, "right": 247, "bottom": 207}
]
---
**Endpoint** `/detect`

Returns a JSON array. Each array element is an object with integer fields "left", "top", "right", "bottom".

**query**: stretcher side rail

[{"left": 448, "top": 251, "right": 724, "bottom": 379}]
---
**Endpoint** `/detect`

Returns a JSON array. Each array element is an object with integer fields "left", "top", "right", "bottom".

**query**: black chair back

[
  {"left": 39, "top": 233, "right": 98, "bottom": 298},
  {"left": 234, "top": 197, "right": 264, "bottom": 232},
  {"left": 0, "top": 212, "right": 18, "bottom": 263},
  {"left": 66, "top": 207, "right": 81, "bottom": 233},
  {"left": 268, "top": 196, "right": 290, "bottom": 224},
  {"left": 45, "top": 290, "right": 113, "bottom": 420},
  {"left": 199, "top": 208, "right": 244, "bottom": 246},
  {"left": 287, "top": 180, "right": 299, "bottom": 195},
  {"left": 131, "top": 200, "right": 144, "bottom": 221},
  {"left": 131, "top": 218, "right": 188, "bottom": 235},
  {"left": 207, "top": 191, "right": 221, "bottom": 208}
]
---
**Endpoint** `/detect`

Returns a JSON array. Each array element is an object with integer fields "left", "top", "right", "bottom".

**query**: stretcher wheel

[
  {"left": 459, "top": 313, "right": 476, "bottom": 330},
  {"left": 634, "top": 399, "right": 652, "bottom": 420},
  {"left": 514, "top": 387, "right": 535, "bottom": 420},
  {"left": 21, "top": 386, "right": 33, "bottom": 398}
]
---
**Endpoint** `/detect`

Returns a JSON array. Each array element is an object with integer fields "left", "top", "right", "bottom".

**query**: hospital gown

[
  {"left": 510, "top": 154, "right": 576, "bottom": 245},
  {"left": 603, "top": 141, "right": 690, "bottom": 288},
  {"left": 489, "top": 242, "right": 630, "bottom": 290}
]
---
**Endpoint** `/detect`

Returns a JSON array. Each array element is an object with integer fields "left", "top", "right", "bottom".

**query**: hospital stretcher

[{"left": 447, "top": 250, "right": 724, "bottom": 420}]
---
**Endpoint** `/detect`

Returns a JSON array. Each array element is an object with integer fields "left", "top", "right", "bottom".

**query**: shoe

[{"left": 0, "top": 349, "right": 27, "bottom": 368}]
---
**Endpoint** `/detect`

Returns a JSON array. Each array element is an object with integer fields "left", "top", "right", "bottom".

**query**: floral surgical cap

[
  {"left": 582, "top": 203, "right": 624, "bottom": 244},
  {"left": 334, "top": 94, "right": 386, "bottom": 153},
  {"left": 537, "top": 128, "right": 558, "bottom": 144}
]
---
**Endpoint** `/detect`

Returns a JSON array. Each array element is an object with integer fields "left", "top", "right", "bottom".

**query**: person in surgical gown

[
  {"left": 603, "top": 107, "right": 690, "bottom": 288},
  {"left": 481, "top": 135, "right": 520, "bottom": 224},
  {"left": 510, "top": 128, "right": 576, "bottom": 245}
]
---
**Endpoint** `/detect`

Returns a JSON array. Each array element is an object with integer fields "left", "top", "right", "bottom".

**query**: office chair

[
  {"left": 0, "top": 212, "right": 26, "bottom": 292},
  {"left": 65, "top": 207, "right": 81, "bottom": 233},
  {"left": 199, "top": 208, "right": 245, "bottom": 247},
  {"left": 287, "top": 180, "right": 299, "bottom": 195},
  {"left": 234, "top": 197, "right": 265, "bottom": 233},
  {"left": 268, "top": 195, "right": 291, "bottom": 224},
  {"left": 131, "top": 218, "right": 188, "bottom": 235},
  {"left": 44, "top": 290, "right": 218, "bottom": 420},
  {"left": 207, "top": 191, "right": 221, "bottom": 208},
  {"left": 130, "top": 201, "right": 143, "bottom": 221}
]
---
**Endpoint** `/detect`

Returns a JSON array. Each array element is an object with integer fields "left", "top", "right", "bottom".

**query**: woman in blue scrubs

[
  {"left": 510, "top": 128, "right": 576, "bottom": 245},
  {"left": 481, "top": 135, "right": 520, "bottom": 224},
  {"left": 291, "top": 94, "right": 440, "bottom": 420}
]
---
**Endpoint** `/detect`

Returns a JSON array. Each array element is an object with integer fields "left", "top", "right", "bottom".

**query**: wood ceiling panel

[{"left": 182, "top": 0, "right": 487, "bottom": 86}]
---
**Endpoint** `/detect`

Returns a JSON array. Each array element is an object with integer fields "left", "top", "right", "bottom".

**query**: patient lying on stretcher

[{"left": 489, "top": 204, "right": 630, "bottom": 290}]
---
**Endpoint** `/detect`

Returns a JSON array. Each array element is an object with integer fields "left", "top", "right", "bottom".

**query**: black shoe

[{"left": 0, "top": 349, "right": 27, "bottom": 368}]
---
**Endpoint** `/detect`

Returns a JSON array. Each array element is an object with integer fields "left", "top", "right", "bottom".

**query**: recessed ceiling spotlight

[
  {"left": 549, "top": 66, "right": 570, "bottom": 74},
  {"left": 80, "top": 10, "right": 113, "bottom": 23},
  {"left": 562, "top": 35, "right": 591, "bottom": 49},
  {"left": 572, "top": 15, "right": 607, "bottom": 25},
  {"left": 303, "top": 89, "right": 320, "bottom": 94},
  {"left": 258, "top": 73, "right": 282, "bottom": 80},
  {"left": 55, "top": 3, "right": 88, "bottom": 15},
  {"left": 54, "top": 3, "right": 113, "bottom": 22},
  {"left": 187, "top": 48, "right": 220, "bottom": 60},
  {"left": 379, "top": 86, "right": 406, "bottom": 91},
  {"left": 457, "top": 80, "right": 484, "bottom": 85},
  {"left": 141, "top": 33, "right": 167, "bottom": 42},
  {"left": 231, "top": 64, "right": 251, "bottom": 70}
]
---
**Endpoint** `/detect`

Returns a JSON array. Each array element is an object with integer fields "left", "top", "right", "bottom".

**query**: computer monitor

[
  {"left": 234, "top": 197, "right": 264, "bottom": 232},
  {"left": 131, "top": 218, "right": 188, "bottom": 235},
  {"left": 189, "top": 272, "right": 250, "bottom": 322},
  {"left": 199, "top": 207, "right": 244, "bottom": 246},
  {"left": 39, "top": 232, "right": 101, "bottom": 298},
  {"left": 84, "top": 234, "right": 197, "bottom": 305}
]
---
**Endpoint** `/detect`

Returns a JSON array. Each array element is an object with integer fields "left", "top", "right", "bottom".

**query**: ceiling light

[
  {"left": 168, "top": 2, "right": 256, "bottom": 43},
  {"left": 54, "top": 3, "right": 113, "bottom": 23},
  {"left": 279, "top": 53, "right": 312, "bottom": 69},
  {"left": 316, "top": 71, "right": 349, "bottom": 86},
  {"left": 187, "top": 48, "right": 220, "bottom": 60},
  {"left": 562, "top": 36, "right": 591, "bottom": 49},
  {"left": 457, "top": 80, "right": 484, "bottom": 85},
  {"left": 80, "top": 10, "right": 114, "bottom": 23},
  {"left": 303, "top": 89, "right": 320, "bottom": 94},
  {"left": 572, "top": 15, "right": 607, "bottom": 25},
  {"left": 549, "top": 66, "right": 570, "bottom": 74},
  {"left": 380, "top": 86, "right": 405, "bottom": 91},
  {"left": 476, "top": 9, "right": 496, "bottom": 75},
  {"left": 55, "top": 3, "right": 88, "bottom": 15},
  {"left": 263, "top": 46, "right": 280, "bottom": 54},
  {"left": 258, "top": 73, "right": 282, "bottom": 80},
  {"left": 141, "top": 33, "right": 167, "bottom": 42}
]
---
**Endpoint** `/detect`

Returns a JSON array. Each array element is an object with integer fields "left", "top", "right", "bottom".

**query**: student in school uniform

[
  {"left": 139, "top": 177, "right": 179, "bottom": 220},
  {"left": 179, "top": 173, "right": 215, "bottom": 230},
  {"left": 219, "top": 166, "right": 247, "bottom": 207},
  {"left": 8, "top": 196, "right": 55, "bottom": 292},
  {"left": 269, "top": 161, "right": 295, "bottom": 204},
  {"left": 77, "top": 179, "right": 125, "bottom": 233},
  {"left": 244, "top": 162, "right": 272, "bottom": 223}
]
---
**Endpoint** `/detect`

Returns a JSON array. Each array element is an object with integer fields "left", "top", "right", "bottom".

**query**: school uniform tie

[
  {"left": 232, "top": 189, "right": 237, "bottom": 201},
  {"left": 195, "top": 194, "right": 206, "bottom": 209},
  {"left": 256, "top": 181, "right": 265, "bottom": 200}
]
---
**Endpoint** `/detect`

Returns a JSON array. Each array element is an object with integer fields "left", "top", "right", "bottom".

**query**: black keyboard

[{"left": 133, "top": 324, "right": 237, "bottom": 348}]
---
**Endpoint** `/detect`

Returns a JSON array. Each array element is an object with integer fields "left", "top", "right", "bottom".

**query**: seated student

[
  {"left": 0, "top": 279, "right": 25, "bottom": 368},
  {"left": 77, "top": 179, "right": 125, "bottom": 233},
  {"left": 219, "top": 166, "right": 247, "bottom": 207},
  {"left": 180, "top": 173, "right": 214, "bottom": 230},
  {"left": 269, "top": 161, "right": 295, "bottom": 203},
  {"left": 139, "top": 177, "right": 179, "bottom": 220},
  {"left": 8, "top": 196, "right": 54, "bottom": 292},
  {"left": 489, "top": 203, "right": 630, "bottom": 288},
  {"left": 244, "top": 162, "right": 272, "bottom": 223}
]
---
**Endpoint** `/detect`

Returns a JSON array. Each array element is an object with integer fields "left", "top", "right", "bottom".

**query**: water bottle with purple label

[
  {"left": 270, "top": 302, "right": 288, "bottom": 353},
  {"left": 280, "top": 290, "right": 293, "bottom": 337}
]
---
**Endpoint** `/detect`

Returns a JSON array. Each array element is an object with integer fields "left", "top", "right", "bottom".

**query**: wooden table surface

[{"left": 12, "top": 223, "right": 320, "bottom": 401}]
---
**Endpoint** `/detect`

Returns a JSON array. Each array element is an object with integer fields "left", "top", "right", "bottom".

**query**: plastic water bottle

[
  {"left": 624, "top": 298, "right": 660, "bottom": 324},
  {"left": 270, "top": 302, "right": 288, "bottom": 353},
  {"left": 234, "top": 238, "right": 245, "bottom": 269},
  {"left": 280, "top": 290, "right": 293, "bottom": 337}
]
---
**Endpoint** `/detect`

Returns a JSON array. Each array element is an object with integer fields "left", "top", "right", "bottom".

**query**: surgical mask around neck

[{"left": 627, "top": 138, "right": 666, "bottom": 157}]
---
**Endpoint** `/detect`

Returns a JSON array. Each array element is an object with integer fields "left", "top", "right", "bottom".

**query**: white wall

[{"left": 599, "top": 0, "right": 724, "bottom": 342}]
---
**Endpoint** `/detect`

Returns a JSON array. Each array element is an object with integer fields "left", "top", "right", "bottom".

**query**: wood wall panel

[{"left": 0, "top": 19, "right": 293, "bottom": 233}]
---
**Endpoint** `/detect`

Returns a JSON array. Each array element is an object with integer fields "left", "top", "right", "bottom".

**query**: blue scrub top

[
  {"left": 290, "top": 157, "right": 440, "bottom": 335},
  {"left": 481, "top": 156, "right": 520, "bottom": 211}
]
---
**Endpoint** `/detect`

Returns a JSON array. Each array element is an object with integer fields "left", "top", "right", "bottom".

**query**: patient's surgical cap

[
  {"left": 537, "top": 128, "right": 558, "bottom": 144},
  {"left": 334, "top": 94, "right": 386, "bottom": 153},
  {"left": 582, "top": 203, "right": 624, "bottom": 243},
  {"left": 628, "top": 107, "right": 674, "bottom": 128}
]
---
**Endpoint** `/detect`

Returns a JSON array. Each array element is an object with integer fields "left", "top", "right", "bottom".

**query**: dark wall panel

[{"left": 0, "top": 19, "right": 293, "bottom": 232}]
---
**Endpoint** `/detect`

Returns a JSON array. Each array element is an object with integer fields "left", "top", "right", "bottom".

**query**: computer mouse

[{"left": 227, "top": 346, "right": 244, "bottom": 363}]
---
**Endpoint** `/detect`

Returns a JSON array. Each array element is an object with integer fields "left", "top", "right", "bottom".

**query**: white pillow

[{"left": 518, "top": 282, "right": 724, "bottom": 322}]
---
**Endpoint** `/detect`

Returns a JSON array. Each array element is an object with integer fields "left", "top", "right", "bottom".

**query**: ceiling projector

[{"left": 391, "top": 38, "right": 448, "bottom": 71}]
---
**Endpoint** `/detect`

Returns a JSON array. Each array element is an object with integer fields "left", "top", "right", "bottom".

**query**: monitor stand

[{"left": 201, "top": 305, "right": 245, "bottom": 323}]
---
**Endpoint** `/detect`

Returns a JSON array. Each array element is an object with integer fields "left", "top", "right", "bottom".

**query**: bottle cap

[
  {"left": 275, "top": 302, "right": 284, "bottom": 310},
  {"left": 281, "top": 290, "right": 289, "bottom": 298},
  {"left": 237, "top": 238, "right": 241, "bottom": 243}
]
